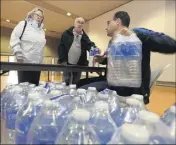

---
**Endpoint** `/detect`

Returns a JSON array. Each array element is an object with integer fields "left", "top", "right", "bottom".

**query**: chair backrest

[{"left": 150, "top": 64, "right": 171, "bottom": 90}]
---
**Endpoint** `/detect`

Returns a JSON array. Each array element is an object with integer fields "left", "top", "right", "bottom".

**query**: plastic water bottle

[
  {"left": 1, "top": 85, "right": 15, "bottom": 144},
  {"left": 97, "top": 92, "right": 120, "bottom": 119},
  {"left": 86, "top": 87, "right": 97, "bottom": 103},
  {"left": 89, "top": 46, "right": 100, "bottom": 67},
  {"left": 109, "top": 91, "right": 121, "bottom": 121},
  {"left": 77, "top": 88, "right": 87, "bottom": 104},
  {"left": 15, "top": 92, "right": 44, "bottom": 144},
  {"left": 5, "top": 86, "right": 27, "bottom": 144},
  {"left": 55, "top": 109, "right": 100, "bottom": 144},
  {"left": 113, "top": 98, "right": 144, "bottom": 127},
  {"left": 107, "top": 34, "right": 142, "bottom": 88},
  {"left": 136, "top": 110, "right": 168, "bottom": 144},
  {"left": 109, "top": 123, "right": 150, "bottom": 144},
  {"left": 55, "top": 84, "right": 65, "bottom": 94},
  {"left": 161, "top": 105, "right": 176, "bottom": 126},
  {"left": 131, "top": 94, "right": 146, "bottom": 109},
  {"left": 90, "top": 101, "right": 116, "bottom": 144},
  {"left": 27, "top": 100, "right": 65, "bottom": 144},
  {"left": 69, "top": 84, "right": 77, "bottom": 96}
]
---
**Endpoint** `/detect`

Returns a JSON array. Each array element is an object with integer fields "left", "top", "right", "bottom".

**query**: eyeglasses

[{"left": 34, "top": 13, "right": 43, "bottom": 19}]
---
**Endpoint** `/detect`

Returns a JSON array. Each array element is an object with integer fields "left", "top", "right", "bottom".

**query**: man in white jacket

[{"left": 10, "top": 8, "right": 46, "bottom": 85}]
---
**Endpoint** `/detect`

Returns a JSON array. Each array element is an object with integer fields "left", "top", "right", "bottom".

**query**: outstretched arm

[{"left": 133, "top": 28, "right": 176, "bottom": 54}]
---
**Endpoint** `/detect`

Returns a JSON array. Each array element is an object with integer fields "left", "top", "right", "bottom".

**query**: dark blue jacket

[{"left": 58, "top": 26, "right": 95, "bottom": 66}]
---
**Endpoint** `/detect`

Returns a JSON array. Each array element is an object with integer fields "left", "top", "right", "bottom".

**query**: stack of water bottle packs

[{"left": 1, "top": 81, "right": 175, "bottom": 144}]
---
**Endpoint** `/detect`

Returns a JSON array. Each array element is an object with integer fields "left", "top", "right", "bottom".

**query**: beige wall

[
  {"left": 87, "top": 0, "right": 176, "bottom": 82},
  {"left": 0, "top": 26, "right": 59, "bottom": 57}
]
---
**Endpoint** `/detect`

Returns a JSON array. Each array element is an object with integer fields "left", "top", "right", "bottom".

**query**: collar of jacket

[{"left": 67, "top": 26, "right": 86, "bottom": 36}]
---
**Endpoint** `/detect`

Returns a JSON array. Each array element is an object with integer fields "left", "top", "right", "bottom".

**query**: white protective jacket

[{"left": 10, "top": 20, "right": 46, "bottom": 63}]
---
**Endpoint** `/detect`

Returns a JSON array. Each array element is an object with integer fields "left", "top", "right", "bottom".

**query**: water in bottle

[
  {"left": 1, "top": 84, "right": 15, "bottom": 144},
  {"left": 90, "top": 101, "right": 116, "bottom": 144},
  {"left": 113, "top": 98, "right": 144, "bottom": 127},
  {"left": 5, "top": 86, "right": 27, "bottom": 144},
  {"left": 108, "top": 123, "right": 150, "bottom": 144},
  {"left": 27, "top": 100, "right": 65, "bottom": 144},
  {"left": 15, "top": 92, "right": 44, "bottom": 144},
  {"left": 97, "top": 92, "right": 121, "bottom": 121},
  {"left": 55, "top": 109, "right": 100, "bottom": 144},
  {"left": 107, "top": 33, "right": 142, "bottom": 88}
]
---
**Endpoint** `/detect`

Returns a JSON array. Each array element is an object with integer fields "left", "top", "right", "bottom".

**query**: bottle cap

[
  {"left": 131, "top": 94, "right": 144, "bottom": 101},
  {"left": 72, "top": 109, "right": 90, "bottom": 121},
  {"left": 88, "top": 87, "right": 96, "bottom": 91},
  {"left": 126, "top": 98, "right": 140, "bottom": 106},
  {"left": 121, "top": 123, "right": 149, "bottom": 144},
  {"left": 55, "top": 85, "right": 64, "bottom": 89},
  {"left": 138, "top": 110, "right": 160, "bottom": 123},
  {"left": 50, "top": 90, "right": 62, "bottom": 96},
  {"left": 98, "top": 94, "right": 109, "bottom": 99},
  {"left": 169, "top": 106, "right": 176, "bottom": 113},
  {"left": 13, "top": 86, "right": 23, "bottom": 93},
  {"left": 77, "top": 89, "right": 86, "bottom": 94},
  {"left": 69, "top": 84, "right": 76, "bottom": 89},
  {"left": 95, "top": 101, "right": 109, "bottom": 111},
  {"left": 28, "top": 92, "right": 40, "bottom": 99}
]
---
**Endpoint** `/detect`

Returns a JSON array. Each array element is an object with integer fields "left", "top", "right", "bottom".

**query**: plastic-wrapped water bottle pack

[{"left": 1, "top": 82, "right": 175, "bottom": 144}]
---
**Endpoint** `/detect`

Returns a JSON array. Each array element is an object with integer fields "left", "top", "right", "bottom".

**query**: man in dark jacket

[
  {"left": 58, "top": 17, "right": 96, "bottom": 85},
  {"left": 78, "top": 11, "right": 176, "bottom": 104}
]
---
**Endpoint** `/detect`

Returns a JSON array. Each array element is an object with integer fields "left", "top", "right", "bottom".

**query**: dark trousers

[{"left": 18, "top": 71, "right": 41, "bottom": 86}]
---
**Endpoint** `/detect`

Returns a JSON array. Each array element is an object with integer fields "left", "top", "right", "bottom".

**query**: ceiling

[{"left": 1, "top": 0, "right": 132, "bottom": 38}]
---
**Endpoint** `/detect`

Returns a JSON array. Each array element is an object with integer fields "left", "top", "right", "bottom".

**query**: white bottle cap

[
  {"left": 77, "top": 89, "right": 86, "bottom": 94},
  {"left": 44, "top": 100, "right": 58, "bottom": 107},
  {"left": 56, "top": 85, "right": 64, "bottom": 89},
  {"left": 19, "top": 82, "right": 29, "bottom": 86},
  {"left": 121, "top": 123, "right": 149, "bottom": 144},
  {"left": 29, "top": 84, "right": 36, "bottom": 88},
  {"left": 95, "top": 101, "right": 109, "bottom": 111},
  {"left": 131, "top": 94, "right": 144, "bottom": 101},
  {"left": 138, "top": 110, "right": 160, "bottom": 123},
  {"left": 126, "top": 98, "right": 140, "bottom": 106},
  {"left": 88, "top": 87, "right": 96, "bottom": 91},
  {"left": 69, "top": 84, "right": 76, "bottom": 89},
  {"left": 50, "top": 90, "right": 62, "bottom": 96},
  {"left": 112, "top": 91, "right": 117, "bottom": 96},
  {"left": 13, "top": 86, "right": 23, "bottom": 93},
  {"left": 61, "top": 82, "right": 66, "bottom": 86},
  {"left": 28, "top": 92, "right": 40, "bottom": 99},
  {"left": 169, "top": 106, "right": 176, "bottom": 113},
  {"left": 72, "top": 109, "right": 90, "bottom": 121},
  {"left": 98, "top": 93, "right": 109, "bottom": 99}
]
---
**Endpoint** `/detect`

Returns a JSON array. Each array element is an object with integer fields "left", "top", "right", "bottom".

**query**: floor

[{"left": 1, "top": 75, "right": 176, "bottom": 116}]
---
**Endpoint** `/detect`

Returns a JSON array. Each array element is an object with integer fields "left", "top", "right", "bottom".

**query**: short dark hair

[{"left": 113, "top": 11, "right": 130, "bottom": 27}]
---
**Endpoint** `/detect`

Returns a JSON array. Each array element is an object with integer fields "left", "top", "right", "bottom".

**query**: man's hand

[
  {"left": 93, "top": 55, "right": 104, "bottom": 64},
  {"left": 17, "top": 58, "right": 24, "bottom": 63},
  {"left": 120, "top": 28, "right": 133, "bottom": 36},
  {"left": 15, "top": 52, "right": 24, "bottom": 63}
]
